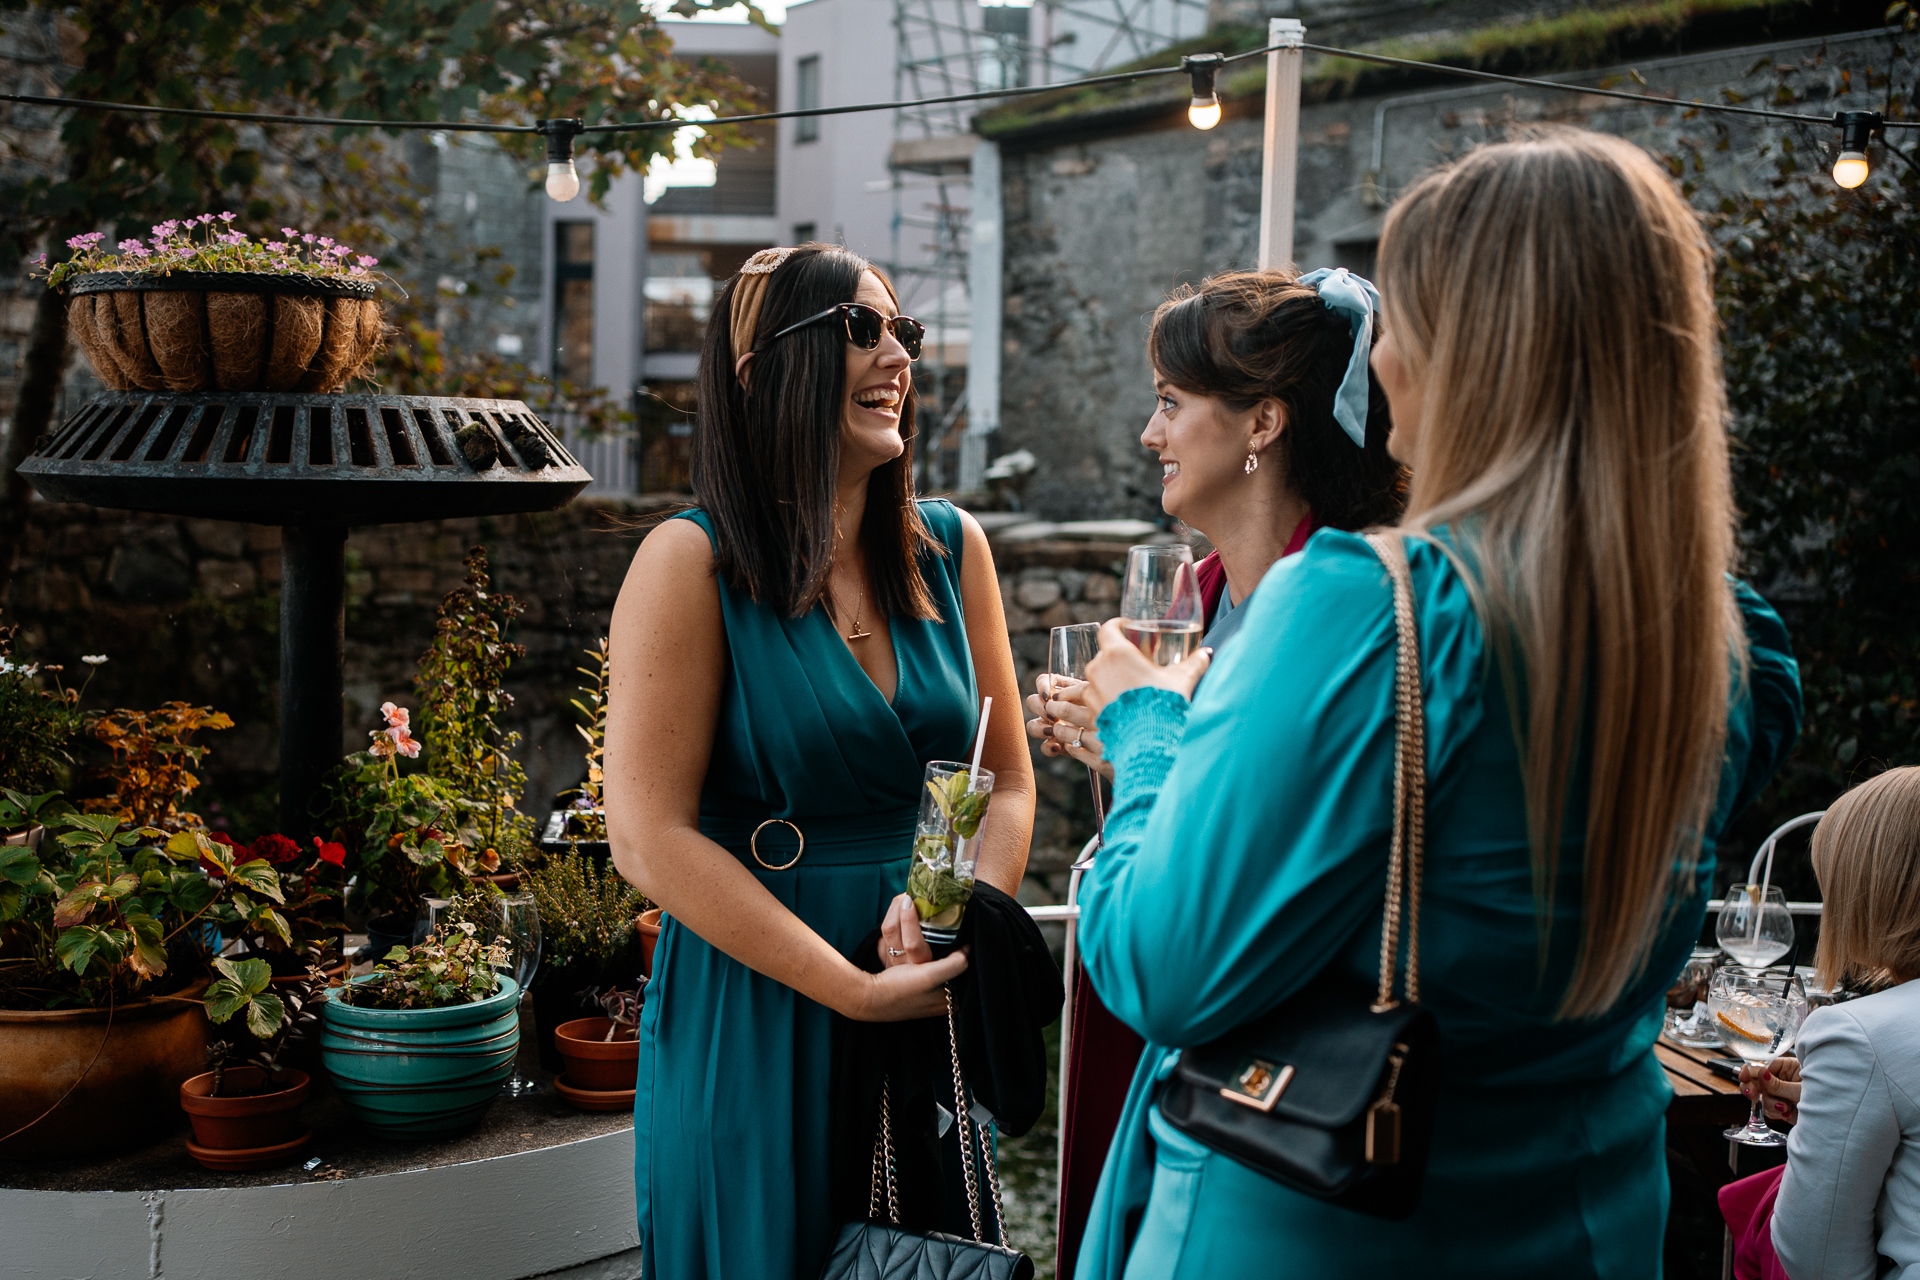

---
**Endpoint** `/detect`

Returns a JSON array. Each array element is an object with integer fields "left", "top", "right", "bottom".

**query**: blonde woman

[
  {"left": 1731, "top": 767, "right": 1920, "bottom": 1279},
  {"left": 1069, "top": 130, "right": 1803, "bottom": 1277}
]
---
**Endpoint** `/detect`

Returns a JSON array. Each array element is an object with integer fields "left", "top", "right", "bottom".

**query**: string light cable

[{"left": 2, "top": 33, "right": 1914, "bottom": 197}]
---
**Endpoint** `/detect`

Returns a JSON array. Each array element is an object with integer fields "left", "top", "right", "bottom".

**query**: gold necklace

[{"left": 844, "top": 588, "right": 871, "bottom": 641}]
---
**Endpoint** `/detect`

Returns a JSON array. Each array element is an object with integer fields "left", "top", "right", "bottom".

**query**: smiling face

[
  {"left": 839, "top": 271, "right": 913, "bottom": 482},
  {"left": 1142, "top": 376, "right": 1262, "bottom": 532}
]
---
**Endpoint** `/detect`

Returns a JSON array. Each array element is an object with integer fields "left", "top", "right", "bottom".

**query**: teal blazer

[{"left": 1077, "top": 529, "right": 1802, "bottom": 1279}]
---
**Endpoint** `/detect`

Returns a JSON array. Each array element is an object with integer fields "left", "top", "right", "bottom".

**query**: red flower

[
  {"left": 312, "top": 837, "right": 347, "bottom": 867},
  {"left": 248, "top": 833, "right": 303, "bottom": 864}
]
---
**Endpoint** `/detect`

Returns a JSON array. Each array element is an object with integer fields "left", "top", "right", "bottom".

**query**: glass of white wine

[
  {"left": 1120, "top": 544, "right": 1203, "bottom": 665},
  {"left": 1708, "top": 966, "right": 1808, "bottom": 1146},
  {"left": 1049, "top": 623, "right": 1106, "bottom": 853},
  {"left": 1716, "top": 883, "right": 1795, "bottom": 970}
]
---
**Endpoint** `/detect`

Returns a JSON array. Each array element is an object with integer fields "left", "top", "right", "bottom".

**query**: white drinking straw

[
  {"left": 1751, "top": 836, "right": 1777, "bottom": 946},
  {"left": 967, "top": 696, "right": 992, "bottom": 789}
]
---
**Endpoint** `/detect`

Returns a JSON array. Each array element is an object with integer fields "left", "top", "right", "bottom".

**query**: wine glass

[
  {"left": 1709, "top": 966, "right": 1808, "bottom": 1146},
  {"left": 412, "top": 896, "right": 456, "bottom": 946},
  {"left": 1120, "top": 544, "right": 1203, "bottom": 666},
  {"left": 493, "top": 893, "right": 543, "bottom": 1098},
  {"left": 1049, "top": 623, "right": 1105, "bottom": 859},
  {"left": 1717, "top": 884, "right": 1795, "bottom": 970},
  {"left": 1662, "top": 946, "right": 1722, "bottom": 1047}
]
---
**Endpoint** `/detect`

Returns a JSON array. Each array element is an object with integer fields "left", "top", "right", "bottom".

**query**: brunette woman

[
  {"left": 1074, "top": 131, "right": 1803, "bottom": 1276},
  {"left": 1025, "top": 268, "right": 1406, "bottom": 1276},
  {"left": 1026, "top": 267, "right": 1404, "bottom": 766},
  {"left": 603, "top": 244, "right": 1035, "bottom": 1280}
]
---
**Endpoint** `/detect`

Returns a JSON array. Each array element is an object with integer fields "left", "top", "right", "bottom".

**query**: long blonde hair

[
  {"left": 1810, "top": 767, "right": 1920, "bottom": 989},
  {"left": 1376, "top": 129, "right": 1745, "bottom": 1019}
]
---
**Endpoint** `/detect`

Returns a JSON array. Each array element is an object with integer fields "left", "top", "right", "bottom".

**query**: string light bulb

[
  {"left": 1182, "top": 53, "right": 1224, "bottom": 130},
  {"left": 541, "top": 118, "right": 584, "bottom": 202},
  {"left": 1831, "top": 111, "right": 1881, "bottom": 189}
]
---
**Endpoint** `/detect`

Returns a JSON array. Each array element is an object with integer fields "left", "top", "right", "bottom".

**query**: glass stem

[{"left": 1750, "top": 1094, "right": 1767, "bottom": 1132}]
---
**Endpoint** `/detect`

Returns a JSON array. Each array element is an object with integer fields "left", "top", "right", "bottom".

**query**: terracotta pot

[
  {"left": 0, "top": 977, "right": 211, "bottom": 1160},
  {"left": 64, "top": 271, "right": 381, "bottom": 395},
  {"left": 554, "top": 1016, "right": 639, "bottom": 1093},
  {"left": 179, "top": 1065, "right": 309, "bottom": 1162},
  {"left": 637, "top": 908, "right": 663, "bottom": 979}
]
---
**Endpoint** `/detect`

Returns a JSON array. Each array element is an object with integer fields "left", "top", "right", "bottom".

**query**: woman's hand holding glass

[
  {"left": 1082, "top": 618, "right": 1212, "bottom": 722},
  {"left": 1738, "top": 1054, "right": 1802, "bottom": 1125},
  {"left": 852, "top": 893, "right": 967, "bottom": 1021},
  {"left": 1026, "top": 675, "right": 1112, "bottom": 777}
]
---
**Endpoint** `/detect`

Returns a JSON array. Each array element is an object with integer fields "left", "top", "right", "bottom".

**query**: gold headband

[{"left": 729, "top": 247, "right": 798, "bottom": 368}]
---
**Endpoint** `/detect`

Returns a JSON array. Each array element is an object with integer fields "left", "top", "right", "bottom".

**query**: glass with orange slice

[{"left": 1708, "top": 966, "right": 1809, "bottom": 1146}]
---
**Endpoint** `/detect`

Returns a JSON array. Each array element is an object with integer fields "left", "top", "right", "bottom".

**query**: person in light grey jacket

[{"left": 1744, "top": 766, "right": 1920, "bottom": 1280}]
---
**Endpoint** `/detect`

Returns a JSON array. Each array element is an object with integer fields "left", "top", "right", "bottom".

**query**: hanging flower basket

[
  {"left": 66, "top": 271, "right": 381, "bottom": 395},
  {"left": 37, "top": 215, "right": 387, "bottom": 395}
]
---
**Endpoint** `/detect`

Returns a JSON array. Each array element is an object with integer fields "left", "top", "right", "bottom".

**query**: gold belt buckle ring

[{"left": 749, "top": 819, "right": 805, "bottom": 871}]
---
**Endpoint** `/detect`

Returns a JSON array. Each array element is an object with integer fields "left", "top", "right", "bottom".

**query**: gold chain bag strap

[
  {"left": 818, "top": 989, "right": 1035, "bottom": 1280},
  {"left": 1153, "top": 531, "right": 1443, "bottom": 1221}
]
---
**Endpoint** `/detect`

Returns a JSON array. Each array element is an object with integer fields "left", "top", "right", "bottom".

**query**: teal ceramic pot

[{"left": 319, "top": 976, "right": 519, "bottom": 1137}]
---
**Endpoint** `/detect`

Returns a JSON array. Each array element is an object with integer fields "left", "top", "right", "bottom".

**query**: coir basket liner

[{"left": 66, "top": 271, "right": 381, "bottom": 395}]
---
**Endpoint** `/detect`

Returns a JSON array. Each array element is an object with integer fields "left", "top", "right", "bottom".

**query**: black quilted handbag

[
  {"left": 1154, "top": 532, "right": 1442, "bottom": 1221},
  {"left": 819, "top": 991, "right": 1034, "bottom": 1280}
]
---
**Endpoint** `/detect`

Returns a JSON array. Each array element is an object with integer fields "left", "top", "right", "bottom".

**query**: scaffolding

[{"left": 889, "top": 0, "right": 1206, "bottom": 490}]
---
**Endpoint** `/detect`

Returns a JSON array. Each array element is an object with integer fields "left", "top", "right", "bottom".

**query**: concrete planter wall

[{"left": 319, "top": 976, "right": 519, "bottom": 1138}]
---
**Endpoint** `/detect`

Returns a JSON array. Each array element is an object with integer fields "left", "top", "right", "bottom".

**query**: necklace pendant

[{"left": 847, "top": 622, "right": 872, "bottom": 641}]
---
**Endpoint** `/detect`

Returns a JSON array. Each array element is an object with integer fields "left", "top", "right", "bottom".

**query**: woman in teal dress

[
  {"left": 1073, "top": 132, "right": 1803, "bottom": 1277},
  {"left": 603, "top": 244, "right": 1035, "bottom": 1280}
]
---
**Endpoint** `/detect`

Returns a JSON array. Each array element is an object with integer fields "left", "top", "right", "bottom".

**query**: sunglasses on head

[{"left": 770, "top": 302, "right": 925, "bottom": 361}]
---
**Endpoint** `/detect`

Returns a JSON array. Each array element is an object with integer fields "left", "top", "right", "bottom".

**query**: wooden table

[{"left": 1657, "top": 1037, "right": 1753, "bottom": 1127}]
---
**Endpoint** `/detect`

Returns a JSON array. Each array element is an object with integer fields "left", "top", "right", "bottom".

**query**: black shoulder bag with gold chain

[{"left": 1154, "top": 532, "right": 1442, "bottom": 1220}]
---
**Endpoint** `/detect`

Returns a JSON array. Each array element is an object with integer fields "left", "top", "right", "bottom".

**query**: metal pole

[
  {"left": 1257, "top": 18, "right": 1306, "bottom": 270},
  {"left": 280, "top": 524, "right": 347, "bottom": 842}
]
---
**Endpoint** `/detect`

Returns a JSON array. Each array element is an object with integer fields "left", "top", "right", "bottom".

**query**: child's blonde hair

[{"left": 1811, "top": 766, "right": 1920, "bottom": 989}]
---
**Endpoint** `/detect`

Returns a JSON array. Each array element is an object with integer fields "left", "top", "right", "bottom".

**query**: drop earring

[{"left": 1244, "top": 450, "right": 1259, "bottom": 475}]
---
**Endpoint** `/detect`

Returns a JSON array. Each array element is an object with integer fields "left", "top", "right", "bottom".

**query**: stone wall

[
  {"left": 4, "top": 497, "right": 1139, "bottom": 903},
  {"left": 993, "top": 28, "right": 1901, "bottom": 522}
]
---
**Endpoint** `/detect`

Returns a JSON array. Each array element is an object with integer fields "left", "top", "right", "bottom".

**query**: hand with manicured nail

[{"left": 1738, "top": 1055, "right": 1803, "bottom": 1125}]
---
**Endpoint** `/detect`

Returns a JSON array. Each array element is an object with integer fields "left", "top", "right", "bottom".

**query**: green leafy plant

[
  {"left": 416, "top": 546, "right": 532, "bottom": 856},
  {"left": 0, "top": 788, "right": 73, "bottom": 840},
  {"left": 82, "top": 702, "right": 234, "bottom": 832},
  {"left": 209, "top": 833, "right": 347, "bottom": 973},
  {"left": 517, "top": 848, "right": 644, "bottom": 974},
  {"left": 337, "top": 921, "right": 510, "bottom": 1011},
  {"left": 0, "top": 813, "right": 285, "bottom": 1010},
  {"left": 201, "top": 950, "right": 330, "bottom": 1095},
  {"left": 560, "top": 637, "right": 610, "bottom": 840},
  {"left": 315, "top": 706, "right": 491, "bottom": 920},
  {"left": 0, "top": 626, "right": 97, "bottom": 796},
  {"left": 1675, "top": 36, "right": 1919, "bottom": 859}
]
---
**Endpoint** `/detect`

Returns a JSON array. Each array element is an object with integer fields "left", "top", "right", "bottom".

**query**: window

[
  {"left": 795, "top": 56, "right": 821, "bottom": 143},
  {"left": 553, "top": 222, "right": 594, "bottom": 386},
  {"left": 792, "top": 222, "right": 817, "bottom": 245}
]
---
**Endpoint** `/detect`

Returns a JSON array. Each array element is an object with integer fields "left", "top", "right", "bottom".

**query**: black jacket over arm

[{"left": 828, "top": 881, "right": 1063, "bottom": 1235}]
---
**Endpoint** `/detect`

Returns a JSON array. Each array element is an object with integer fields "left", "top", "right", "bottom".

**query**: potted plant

[
  {"left": 553, "top": 988, "right": 641, "bottom": 1111},
  {"left": 319, "top": 923, "right": 519, "bottom": 1138},
  {"left": 207, "top": 832, "right": 349, "bottom": 982},
  {"left": 0, "top": 810, "right": 284, "bottom": 1158},
  {"left": 178, "top": 956, "right": 329, "bottom": 1170},
  {"left": 540, "top": 639, "right": 611, "bottom": 858},
  {"left": 516, "top": 847, "right": 646, "bottom": 1071},
  {"left": 317, "top": 549, "right": 533, "bottom": 942},
  {"left": 34, "top": 215, "right": 382, "bottom": 394}
]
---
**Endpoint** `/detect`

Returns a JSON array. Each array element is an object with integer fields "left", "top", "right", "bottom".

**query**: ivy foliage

[{"left": 1682, "top": 31, "right": 1919, "bottom": 833}]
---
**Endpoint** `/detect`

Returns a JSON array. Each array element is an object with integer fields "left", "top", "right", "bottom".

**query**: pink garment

[{"left": 1719, "top": 1164, "right": 1791, "bottom": 1280}]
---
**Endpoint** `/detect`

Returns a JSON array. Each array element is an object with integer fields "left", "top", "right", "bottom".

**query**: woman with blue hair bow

[
  {"left": 1072, "top": 132, "right": 1802, "bottom": 1278},
  {"left": 1032, "top": 266, "right": 1408, "bottom": 1277}
]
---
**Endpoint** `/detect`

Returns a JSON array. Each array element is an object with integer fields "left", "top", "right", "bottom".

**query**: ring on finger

[{"left": 888, "top": 947, "right": 904, "bottom": 957}]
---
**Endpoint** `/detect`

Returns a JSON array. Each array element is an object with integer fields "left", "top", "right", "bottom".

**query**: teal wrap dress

[
  {"left": 1077, "top": 528, "right": 1803, "bottom": 1279},
  {"left": 634, "top": 499, "right": 981, "bottom": 1280}
]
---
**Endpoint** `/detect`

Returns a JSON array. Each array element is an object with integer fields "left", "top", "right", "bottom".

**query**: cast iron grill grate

[{"left": 21, "top": 390, "right": 593, "bottom": 525}]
